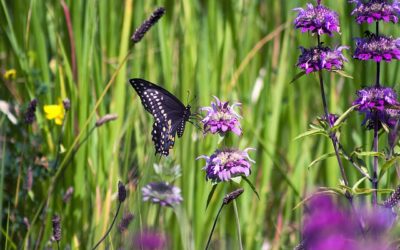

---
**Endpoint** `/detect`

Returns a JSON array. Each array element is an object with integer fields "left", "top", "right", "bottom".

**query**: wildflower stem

[
  {"left": 205, "top": 204, "right": 224, "bottom": 250},
  {"left": 53, "top": 113, "right": 67, "bottom": 170},
  {"left": 92, "top": 201, "right": 122, "bottom": 250},
  {"left": 376, "top": 21, "right": 380, "bottom": 87},
  {"left": 57, "top": 241, "right": 60, "bottom": 250},
  {"left": 373, "top": 123, "right": 379, "bottom": 205},
  {"left": 233, "top": 200, "right": 243, "bottom": 250}
]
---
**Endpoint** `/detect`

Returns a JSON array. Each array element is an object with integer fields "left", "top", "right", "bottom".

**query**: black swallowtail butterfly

[{"left": 129, "top": 78, "right": 191, "bottom": 156}]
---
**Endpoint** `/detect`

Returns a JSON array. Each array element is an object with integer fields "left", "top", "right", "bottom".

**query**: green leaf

[
  {"left": 293, "top": 190, "right": 338, "bottom": 210},
  {"left": 308, "top": 152, "right": 336, "bottom": 168},
  {"left": 319, "top": 186, "right": 349, "bottom": 196},
  {"left": 231, "top": 176, "right": 242, "bottom": 184},
  {"left": 206, "top": 184, "right": 218, "bottom": 210},
  {"left": 332, "top": 105, "right": 358, "bottom": 130},
  {"left": 332, "top": 70, "right": 353, "bottom": 79},
  {"left": 290, "top": 71, "right": 306, "bottom": 84},
  {"left": 351, "top": 176, "right": 367, "bottom": 193},
  {"left": 353, "top": 151, "right": 385, "bottom": 158},
  {"left": 242, "top": 176, "right": 260, "bottom": 200},
  {"left": 379, "top": 157, "right": 400, "bottom": 181},
  {"left": 294, "top": 128, "right": 327, "bottom": 141}
]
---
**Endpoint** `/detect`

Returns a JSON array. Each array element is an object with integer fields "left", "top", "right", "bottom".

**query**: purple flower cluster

[
  {"left": 302, "top": 195, "right": 395, "bottom": 250},
  {"left": 133, "top": 230, "right": 167, "bottom": 250},
  {"left": 350, "top": 0, "right": 400, "bottom": 24},
  {"left": 354, "top": 35, "right": 400, "bottom": 62},
  {"left": 201, "top": 96, "right": 242, "bottom": 136},
  {"left": 353, "top": 87, "right": 400, "bottom": 129},
  {"left": 297, "top": 46, "right": 348, "bottom": 74},
  {"left": 324, "top": 113, "right": 339, "bottom": 126},
  {"left": 294, "top": 3, "right": 340, "bottom": 36},
  {"left": 142, "top": 182, "right": 182, "bottom": 207},
  {"left": 197, "top": 148, "right": 255, "bottom": 182},
  {"left": 24, "top": 99, "right": 37, "bottom": 124}
]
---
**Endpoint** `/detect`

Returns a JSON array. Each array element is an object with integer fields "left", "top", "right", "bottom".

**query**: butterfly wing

[{"left": 129, "top": 78, "right": 188, "bottom": 156}]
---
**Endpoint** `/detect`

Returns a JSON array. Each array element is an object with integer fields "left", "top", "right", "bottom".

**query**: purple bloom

[
  {"left": 302, "top": 195, "right": 396, "bottom": 250},
  {"left": 350, "top": 0, "right": 400, "bottom": 24},
  {"left": 200, "top": 96, "right": 242, "bottom": 136},
  {"left": 294, "top": 2, "right": 340, "bottom": 36},
  {"left": 197, "top": 148, "right": 255, "bottom": 183},
  {"left": 24, "top": 99, "right": 37, "bottom": 124},
  {"left": 133, "top": 230, "right": 167, "bottom": 250},
  {"left": 354, "top": 35, "right": 400, "bottom": 62},
  {"left": 142, "top": 182, "right": 182, "bottom": 207},
  {"left": 297, "top": 46, "right": 348, "bottom": 74},
  {"left": 324, "top": 113, "right": 339, "bottom": 126},
  {"left": 353, "top": 87, "right": 400, "bottom": 129}
]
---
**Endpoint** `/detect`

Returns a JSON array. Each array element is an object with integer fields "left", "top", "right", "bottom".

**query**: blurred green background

[{"left": 1, "top": 0, "right": 400, "bottom": 249}]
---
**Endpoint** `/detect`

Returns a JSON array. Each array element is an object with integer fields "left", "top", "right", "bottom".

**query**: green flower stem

[
  {"left": 205, "top": 203, "right": 224, "bottom": 250},
  {"left": 233, "top": 200, "right": 243, "bottom": 250},
  {"left": 92, "top": 201, "right": 122, "bottom": 250}
]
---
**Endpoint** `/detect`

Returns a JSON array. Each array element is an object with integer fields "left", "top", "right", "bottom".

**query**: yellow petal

[
  {"left": 3, "top": 69, "right": 16, "bottom": 80},
  {"left": 44, "top": 105, "right": 63, "bottom": 119},
  {"left": 55, "top": 117, "right": 63, "bottom": 125}
]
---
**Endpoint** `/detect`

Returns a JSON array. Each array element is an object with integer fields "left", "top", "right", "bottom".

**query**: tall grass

[{"left": 0, "top": 0, "right": 399, "bottom": 249}]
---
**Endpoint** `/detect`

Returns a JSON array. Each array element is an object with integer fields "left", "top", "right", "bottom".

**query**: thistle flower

[
  {"left": 44, "top": 100, "right": 65, "bottom": 125},
  {"left": 353, "top": 86, "right": 400, "bottom": 129},
  {"left": 297, "top": 46, "right": 348, "bottom": 74},
  {"left": 52, "top": 215, "right": 61, "bottom": 242},
  {"left": 131, "top": 7, "right": 166, "bottom": 43},
  {"left": 133, "top": 230, "right": 167, "bottom": 250},
  {"left": 294, "top": 2, "right": 340, "bottom": 36},
  {"left": 383, "top": 185, "right": 400, "bottom": 208},
  {"left": 301, "top": 195, "right": 395, "bottom": 250},
  {"left": 200, "top": 96, "right": 242, "bottom": 136},
  {"left": 24, "top": 99, "right": 37, "bottom": 124},
  {"left": 354, "top": 35, "right": 400, "bottom": 62},
  {"left": 223, "top": 188, "right": 244, "bottom": 205},
  {"left": 142, "top": 182, "right": 182, "bottom": 207},
  {"left": 350, "top": 0, "right": 400, "bottom": 24},
  {"left": 118, "top": 212, "right": 134, "bottom": 233},
  {"left": 197, "top": 148, "right": 255, "bottom": 183}
]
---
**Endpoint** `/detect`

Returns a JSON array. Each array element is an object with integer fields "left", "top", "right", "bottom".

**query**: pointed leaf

[
  {"left": 294, "top": 128, "right": 327, "bottom": 141},
  {"left": 353, "top": 151, "right": 385, "bottom": 158},
  {"left": 290, "top": 71, "right": 306, "bottom": 84},
  {"left": 308, "top": 152, "right": 336, "bottom": 168},
  {"left": 206, "top": 184, "right": 218, "bottom": 210},
  {"left": 242, "top": 176, "right": 260, "bottom": 200},
  {"left": 293, "top": 190, "right": 337, "bottom": 210},
  {"left": 332, "top": 70, "right": 353, "bottom": 79},
  {"left": 332, "top": 105, "right": 358, "bottom": 130},
  {"left": 379, "top": 157, "right": 400, "bottom": 181}
]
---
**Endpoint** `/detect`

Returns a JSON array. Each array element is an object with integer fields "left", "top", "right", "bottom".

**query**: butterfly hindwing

[{"left": 130, "top": 78, "right": 191, "bottom": 156}]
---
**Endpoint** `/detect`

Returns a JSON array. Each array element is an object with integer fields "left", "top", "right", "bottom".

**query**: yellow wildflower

[
  {"left": 3, "top": 69, "right": 16, "bottom": 80},
  {"left": 44, "top": 100, "right": 65, "bottom": 125}
]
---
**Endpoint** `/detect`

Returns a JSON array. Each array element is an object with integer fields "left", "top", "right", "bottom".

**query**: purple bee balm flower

[
  {"left": 200, "top": 96, "right": 242, "bottom": 136},
  {"left": 350, "top": 0, "right": 400, "bottom": 24},
  {"left": 353, "top": 87, "right": 400, "bottom": 129},
  {"left": 142, "top": 182, "right": 182, "bottom": 207},
  {"left": 297, "top": 46, "right": 348, "bottom": 74},
  {"left": 197, "top": 148, "right": 255, "bottom": 183},
  {"left": 354, "top": 35, "right": 400, "bottom": 62},
  {"left": 324, "top": 113, "right": 339, "bottom": 126},
  {"left": 133, "top": 230, "right": 167, "bottom": 250},
  {"left": 302, "top": 195, "right": 396, "bottom": 250},
  {"left": 294, "top": 2, "right": 340, "bottom": 36}
]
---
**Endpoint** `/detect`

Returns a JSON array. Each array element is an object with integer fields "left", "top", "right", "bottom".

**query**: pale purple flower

[
  {"left": 297, "top": 46, "right": 348, "bottom": 74},
  {"left": 301, "top": 195, "right": 396, "bottom": 250},
  {"left": 350, "top": 0, "right": 400, "bottom": 24},
  {"left": 133, "top": 230, "right": 167, "bottom": 250},
  {"left": 197, "top": 148, "right": 255, "bottom": 183},
  {"left": 353, "top": 87, "right": 400, "bottom": 129},
  {"left": 142, "top": 182, "right": 182, "bottom": 207},
  {"left": 294, "top": 2, "right": 340, "bottom": 36},
  {"left": 200, "top": 96, "right": 242, "bottom": 136},
  {"left": 354, "top": 35, "right": 400, "bottom": 62}
]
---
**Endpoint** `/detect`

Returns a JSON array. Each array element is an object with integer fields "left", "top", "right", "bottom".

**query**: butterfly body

[{"left": 129, "top": 78, "right": 191, "bottom": 156}]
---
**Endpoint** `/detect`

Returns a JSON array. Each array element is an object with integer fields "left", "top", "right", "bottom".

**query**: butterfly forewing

[{"left": 129, "top": 78, "right": 190, "bottom": 156}]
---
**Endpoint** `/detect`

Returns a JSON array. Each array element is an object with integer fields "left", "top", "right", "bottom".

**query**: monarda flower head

[
  {"left": 294, "top": 2, "right": 340, "bottom": 36},
  {"left": 350, "top": 0, "right": 400, "bottom": 24},
  {"left": 301, "top": 195, "right": 396, "bottom": 250},
  {"left": 142, "top": 182, "right": 182, "bottom": 207},
  {"left": 297, "top": 46, "right": 348, "bottom": 74},
  {"left": 354, "top": 35, "right": 400, "bottom": 62},
  {"left": 200, "top": 96, "right": 242, "bottom": 136},
  {"left": 197, "top": 148, "right": 255, "bottom": 183},
  {"left": 353, "top": 87, "right": 400, "bottom": 129}
]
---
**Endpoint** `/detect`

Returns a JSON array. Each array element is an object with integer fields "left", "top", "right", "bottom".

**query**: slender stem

[
  {"left": 53, "top": 113, "right": 68, "bottom": 170},
  {"left": 205, "top": 204, "right": 224, "bottom": 250},
  {"left": 376, "top": 22, "right": 380, "bottom": 87},
  {"left": 92, "top": 202, "right": 122, "bottom": 250},
  {"left": 372, "top": 123, "right": 379, "bottom": 205},
  {"left": 233, "top": 200, "right": 243, "bottom": 250},
  {"left": 57, "top": 242, "right": 60, "bottom": 250},
  {"left": 153, "top": 205, "right": 161, "bottom": 227},
  {"left": 337, "top": 142, "right": 372, "bottom": 181},
  {"left": 318, "top": 70, "right": 350, "bottom": 188}
]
